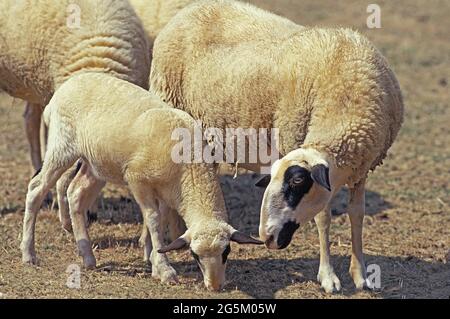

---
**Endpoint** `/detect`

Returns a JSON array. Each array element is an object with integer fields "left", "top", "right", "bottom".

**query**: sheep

[
  {"left": 0, "top": 0, "right": 150, "bottom": 194},
  {"left": 21, "top": 72, "right": 263, "bottom": 291},
  {"left": 150, "top": 0, "right": 404, "bottom": 293},
  {"left": 11, "top": 0, "right": 196, "bottom": 178},
  {"left": 55, "top": 0, "right": 197, "bottom": 239},
  {"left": 129, "top": 0, "right": 196, "bottom": 45}
]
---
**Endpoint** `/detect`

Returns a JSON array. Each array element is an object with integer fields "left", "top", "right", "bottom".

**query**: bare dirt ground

[{"left": 0, "top": 0, "right": 449, "bottom": 299}]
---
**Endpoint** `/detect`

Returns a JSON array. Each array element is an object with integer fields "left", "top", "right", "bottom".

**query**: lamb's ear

[
  {"left": 255, "top": 175, "right": 271, "bottom": 188},
  {"left": 158, "top": 237, "right": 189, "bottom": 253},
  {"left": 231, "top": 231, "right": 264, "bottom": 245},
  {"left": 311, "top": 164, "right": 331, "bottom": 192}
]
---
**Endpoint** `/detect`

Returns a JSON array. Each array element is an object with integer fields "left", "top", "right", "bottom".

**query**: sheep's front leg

[
  {"left": 131, "top": 186, "right": 177, "bottom": 284},
  {"left": 56, "top": 164, "right": 79, "bottom": 233},
  {"left": 348, "top": 180, "right": 370, "bottom": 289},
  {"left": 139, "top": 203, "right": 185, "bottom": 263},
  {"left": 315, "top": 205, "right": 341, "bottom": 293},
  {"left": 139, "top": 224, "right": 152, "bottom": 263},
  {"left": 67, "top": 162, "right": 105, "bottom": 269},
  {"left": 146, "top": 208, "right": 178, "bottom": 284}
]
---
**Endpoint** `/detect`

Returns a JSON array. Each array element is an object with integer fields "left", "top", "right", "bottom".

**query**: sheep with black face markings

[
  {"left": 22, "top": 73, "right": 262, "bottom": 291},
  {"left": 150, "top": 0, "right": 404, "bottom": 293}
]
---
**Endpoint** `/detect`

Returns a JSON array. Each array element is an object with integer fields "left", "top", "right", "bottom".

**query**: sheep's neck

[{"left": 174, "top": 164, "right": 227, "bottom": 228}]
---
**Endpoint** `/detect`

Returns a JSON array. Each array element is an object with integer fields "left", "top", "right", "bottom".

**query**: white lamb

[{"left": 21, "top": 73, "right": 263, "bottom": 291}]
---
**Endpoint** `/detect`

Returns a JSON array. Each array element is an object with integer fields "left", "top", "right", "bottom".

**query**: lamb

[
  {"left": 21, "top": 73, "right": 263, "bottom": 291},
  {"left": 0, "top": 0, "right": 150, "bottom": 183},
  {"left": 150, "top": 0, "right": 404, "bottom": 293}
]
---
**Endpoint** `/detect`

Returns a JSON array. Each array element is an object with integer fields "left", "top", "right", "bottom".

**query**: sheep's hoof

[
  {"left": 161, "top": 270, "right": 178, "bottom": 285},
  {"left": 22, "top": 253, "right": 38, "bottom": 266},
  {"left": 317, "top": 269, "right": 341, "bottom": 294},
  {"left": 82, "top": 255, "right": 97, "bottom": 270},
  {"left": 152, "top": 264, "right": 178, "bottom": 284},
  {"left": 350, "top": 268, "right": 370, "bottom": 291},
  {"left": 354, "top": 277, "right": 374, "bottom": 291}
]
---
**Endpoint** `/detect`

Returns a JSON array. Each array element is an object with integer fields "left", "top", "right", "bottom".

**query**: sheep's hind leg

[
  {"left": 348, "top": 179, "right": 371, "bottom": 290},
  {"left": 23, "top": 103, "right": 53, "bottom": 206},
  {"left": 67, "top": 161, "right": 105, "bottom": 269},
  {"left": 56, "top": 164, "right": 78, "bottom": 233},
  {"left": 21, "top": 155, "right": 76, "bottom": 265},
  {"left": 315, "top": 204, "right": 341, "bottom": 293},
  {"left": 131, "top": 185, "right": 177, "bottom": 284}
]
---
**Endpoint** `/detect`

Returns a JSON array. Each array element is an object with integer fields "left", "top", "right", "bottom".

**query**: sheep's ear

[
  {"left": 158, "top": 237, "right": 189, "bottom": 253},
  {"left": 311, "top": 164, "right": 331, "bottom": 192},
  {"left": 255, "top": 175, "right": 271, "bottom": 188},
  {"left": 231, "top": 231, "right": 264, "bottom": 245}
]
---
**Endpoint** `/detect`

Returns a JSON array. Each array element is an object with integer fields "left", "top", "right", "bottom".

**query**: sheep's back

[{"left": 0, "top": 0, "right": 150, "bottom": 104}]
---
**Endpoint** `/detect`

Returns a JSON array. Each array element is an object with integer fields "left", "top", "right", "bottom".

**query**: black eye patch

[
  {"left": 222, "top": 245, "right": 231, "bottom": 264},
  {"left": 282, "top": 166, "right": 314, "bottom": 209}
]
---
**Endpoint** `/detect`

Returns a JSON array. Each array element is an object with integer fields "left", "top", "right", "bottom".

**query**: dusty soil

[{"left": 0, "top": 0, "right": 449, "bottom": 299}]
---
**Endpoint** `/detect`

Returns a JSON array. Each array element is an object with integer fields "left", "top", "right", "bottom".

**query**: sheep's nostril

[{"left": 265, "top": 235, "right": 274, "bottom": 246}]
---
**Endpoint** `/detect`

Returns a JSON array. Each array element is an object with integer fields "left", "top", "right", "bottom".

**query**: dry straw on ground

[{"left": 0, "top": 0, "right": 449, "bottom": 298}]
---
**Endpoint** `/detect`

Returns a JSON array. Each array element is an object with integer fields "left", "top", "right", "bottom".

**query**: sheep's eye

[
  {"left": 222, "top": 245, "right": 231, "bottom": 264},
  {"left": 291, "top": 177, "right": 303, "bottom": 185}
]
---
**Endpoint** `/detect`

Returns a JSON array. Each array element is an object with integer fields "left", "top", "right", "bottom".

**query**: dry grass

[{"left": 0, "top": 0, "right": 449, "bottom": 299}]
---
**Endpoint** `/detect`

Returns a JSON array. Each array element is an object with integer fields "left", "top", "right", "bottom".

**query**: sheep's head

[
  {"left": 257, "top": 148, "right": 334, "bottom": 250},
  {"left": 158, "top": 220, "right": 262, "bottom": 291}
]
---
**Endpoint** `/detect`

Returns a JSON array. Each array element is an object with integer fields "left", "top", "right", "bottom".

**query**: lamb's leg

[
  {"left": 131, "top": 185, "right": 177, "bottom": 284},
  {"left": 67, "top": 161, "right": 105, "bottom": 269},
  {"left": 315, "top": 204, "right": 341, "bottom": 293},
  {"left": 166, "top": 207, "right": 187, "bottom": 242},
  {"left": 139, "top": 204, "right": 185, "bottom": 263},
  {"left": 23, "top": 103, "right": 43, "bottom": 173},
  {"left": 21, "top": 157, "right": 75, "bottom": 264},
  {"left": 348, "top": 179, "right": 369, "bottom": 289},
  {"left": 139, "top": 223, "right": 152, "bottom": 263},
  {"left": 56, "top": 163, "right": 82, "bottom": 233}
]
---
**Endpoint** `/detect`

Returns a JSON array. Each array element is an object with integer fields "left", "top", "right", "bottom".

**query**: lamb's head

[
  {"left": 158, "top": 219, "right": 263, "bottom": 291},
  {"left": 257, "top": 148, "right": 334, "bottom": 250}
]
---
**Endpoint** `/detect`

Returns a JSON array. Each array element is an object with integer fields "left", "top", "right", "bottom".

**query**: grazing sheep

[
  {"left": 150, "top": 0, "right": 404, "bottom": 293},
  {"left": 21, "top": 73, "right": 262, "bottom": 291},
  {"left": 0, "top": 0, "right": 150, "bottom": 183}
]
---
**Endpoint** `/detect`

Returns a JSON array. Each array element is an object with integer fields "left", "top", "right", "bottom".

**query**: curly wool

[
  {"left": 0, "top": 0, "right": 150, "bottom": 105},
  {"left": 150, "top": 0, "right": 404, "bottom": 187}
]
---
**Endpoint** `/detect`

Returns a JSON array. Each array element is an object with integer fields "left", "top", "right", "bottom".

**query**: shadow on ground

[{"left": 93, "top": 253, "right": 449, "bottom": 299}]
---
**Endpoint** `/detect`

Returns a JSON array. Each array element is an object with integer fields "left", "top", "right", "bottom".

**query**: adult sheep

[
  {"left": 150, "top": 0, "right": 404, "bottom": 293},
  {"left": 0, "top": 0, "right": 150, "bottom": 175},
  {"left": 129, "top": 0, "right": 196, "bottom": 48}
]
